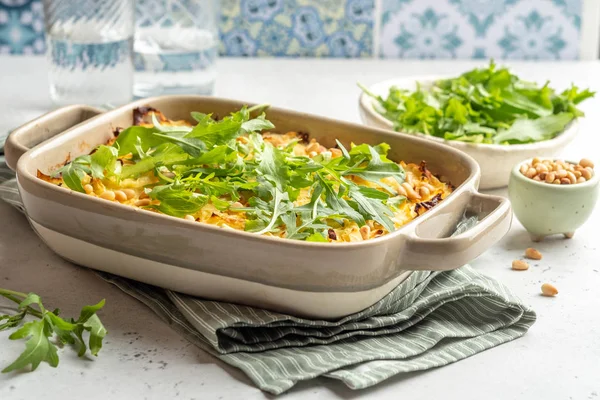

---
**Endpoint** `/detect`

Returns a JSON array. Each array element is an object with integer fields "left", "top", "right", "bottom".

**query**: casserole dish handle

[
  {"left": 4, "top": 105, "right": 104, "bottom": 171},
  {"left": 402, "top": 191, "right": 512, "bottom": 271}
]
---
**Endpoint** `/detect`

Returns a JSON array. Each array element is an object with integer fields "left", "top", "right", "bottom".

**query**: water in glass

[
  {"left": 133, "top": 0, "right": 219, "bottom": 97},
  {"left": 43, "top": 0, "right": 134, "bottom": 106}
]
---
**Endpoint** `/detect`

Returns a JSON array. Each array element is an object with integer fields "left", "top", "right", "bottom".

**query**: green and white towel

[{"left": 0, "top": 134, "right": 536, "bottom": 395}]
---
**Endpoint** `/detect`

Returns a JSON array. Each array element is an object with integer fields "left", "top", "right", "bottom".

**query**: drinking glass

[
  {"left": 42, "top": 0, "right": 135, "bottom": 106},
  {"left": 133, "top": 0, "right": 220, "bottom": 97}
]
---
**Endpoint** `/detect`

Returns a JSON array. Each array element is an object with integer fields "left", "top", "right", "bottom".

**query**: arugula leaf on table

[{"left": 0, "top": 288, "right": 106, "bottom": 373}]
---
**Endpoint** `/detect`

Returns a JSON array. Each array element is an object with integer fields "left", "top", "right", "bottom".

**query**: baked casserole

[{"left": 38, "top": 106, "right": 453, "bottom": 242}]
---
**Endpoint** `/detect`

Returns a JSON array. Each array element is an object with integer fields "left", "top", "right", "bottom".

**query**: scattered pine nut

[
  {"left": 541, "top": 283, "right": 558, "bottom": 297},
  {"left": 512, "top": 260, "right": 529, "bottom": 271},
  {"left": 524, "top": 247, "right": 542, "bottom": 260}
]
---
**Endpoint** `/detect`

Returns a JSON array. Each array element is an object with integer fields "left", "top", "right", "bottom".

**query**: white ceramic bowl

[{"left": 358, "top": 76, "right": 580, "bottom": 190}]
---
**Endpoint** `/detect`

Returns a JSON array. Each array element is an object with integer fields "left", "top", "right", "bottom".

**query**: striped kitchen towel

[{"left": 0, "top": 140, "right": 536, "bottom": 395}]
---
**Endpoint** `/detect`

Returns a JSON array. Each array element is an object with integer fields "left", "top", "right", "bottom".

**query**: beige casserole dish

[{"left": 4, "top": 96, "right": 512, "bottom": 319}]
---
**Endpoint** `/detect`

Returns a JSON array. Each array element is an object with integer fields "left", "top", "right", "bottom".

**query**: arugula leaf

[
  {"left": 241, "top": 113, "right": 275, "bottom": 133},
  {"left": 257, "top": 143, "right": 289, "bottom": 190},
  {"left": 90, "top": 145, "right": 119, "bottom": 179},
  {"left": 317, "top": 173, "right": 366, "bottom": 227},
  {"left": 120, "top": 143, "right": 188, "bottom": 178},
  {"left": 306, "top": 232, "right": 328, "bottom": 242},
  {"left": 2, "top": 320, "right": 58, "bottom": 373},
  {"left": 0, "top": 288, "right": 106, "bottom": 373},
  {"left": 152, "top": 132, "right": 206, "bottom": 157},
  {"left": 346, "top": 145, "right": 405, "bottom": 188},
  {"left": 493, "top": 113, "right": 573, "bottom": 144},
  {"left": 255, "top": 189, "right": 290, "bottom": 235},
  {"left": 113, "top": 126, "right": 164, "bottom": 156},
  {"left": 148, "top": 185, "right": 208, "bottom": 217},
  {"left": 57, "top": 160, "right": 88, "bottom": 193},
  {"left": 349, "top": 186, "right": 395, "bottom": 232}
]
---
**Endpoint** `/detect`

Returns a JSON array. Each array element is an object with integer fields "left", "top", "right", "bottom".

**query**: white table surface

[{"left": 0, "top": 57, "right": 599, "bottom": 400}]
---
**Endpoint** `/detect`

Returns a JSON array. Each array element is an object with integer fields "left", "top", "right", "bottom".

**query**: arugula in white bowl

[{"left": 360, "top": 60, "right": 594, "bottom": 145}]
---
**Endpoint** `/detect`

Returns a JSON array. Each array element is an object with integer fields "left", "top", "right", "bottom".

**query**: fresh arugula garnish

[
  {"left": 0, "top": 288, "right": 106, "bottom": 373},
  {"left": 361, "top": 60, "right": 595, "bottom": 145},
  {"left": 54, "top": 104, "right": 408, "bottom": 241}
]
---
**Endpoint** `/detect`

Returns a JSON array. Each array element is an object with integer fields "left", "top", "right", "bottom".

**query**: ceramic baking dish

[{"left": 5, "top": 96, "right": 512, "bottom": 319}]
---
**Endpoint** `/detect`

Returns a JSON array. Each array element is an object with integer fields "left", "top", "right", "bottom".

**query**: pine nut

[
  {"left": 308, "top": 151, "right": 318, "bottom": 158},
  {"left": 424, "top": 183, "right": 435, "bottom": 192},
  {"left": 84, "top": 184, "right": 94, "bottom": 194},
  {"left": 231, "top": 201, "right": 243, "bottom": 208},
  {"left": 582, "top": 168, "right": 592, "bottom": 180},
  {"left": 560, "top": 178, "right": 571, "bottom": 184},
  {"left": 512, "top": 260, "right": 529, "bottom": 271},
  {"left": 114, "top": 190, "right": 127, "bottom": 202},
  {"left": 139, "top": 191, "right": 149, "bottom": 199},
  {"left": 532, "top": 157, "right": 541, "bottom": 165},
  {"left": 566, "top": 171, "right": 577, "bottom": 184},
  {"left": 536, "top": 164, "right": 548, "bottom": 173},
  {"left": 525, "top": 168, "right": 537, "bottom": 178},
  {"left": 330, "top": 148, "right": 342, "bottom": 158},
  {"left": 306, "top": 141, "right": 320, "bottom": 153},
  {"left": 525, "top": 247, "right": 542, "bottom": 260},
  {"left": 556, "top": 169, "right": 567, "bottom": 179},
  {"left": 545, "top": 172, "right": 555, "bottom": 183},
  {"left": 579, "top": 158, "right": 594, "bottom": 169},
  {"left": 574, "top": 170, "right": 582, "bottom": 178},
  {"left": 533, "top": 176, "right": 541, "bottom": 181},
  {"left": 123, "top": 189, "right": 136, "bottom": 199},
  {"left": 419, "top": 186, "right": 430, "bottom": 198},
  {"left": 100, "top": 190, "right": 116, "bottom": 201},
  {"left": 135, "top": 199, "right": 151, "bottom": 206},
  {"left": 520, "top": 164, "right": 528, "bottom": 175},
  {"left": 577, "top": 176, "right": 586, "bottom": 183},
  {"left": 402, "top": 182, "right": 420, "bottom": 200},
  {"left": 541, "top": 283, "right": 558, "bottom": 297},
  {"left": 553, "top": 179, "right": 561, "bottom": 184},
  {"left": 360, "top": 225, "right": 371, "bottom": 240},
  {"left": 184, "top": 215, "right": 195, "bottom": 221},
  {"left": 397, "top": 185, "right": 407, "bottom": 197},
  {"left": 539, "top": 172, "right": 547, "bottom": 180}
]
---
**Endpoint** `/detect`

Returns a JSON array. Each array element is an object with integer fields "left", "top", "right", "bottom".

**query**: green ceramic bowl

[{"left": 508, "top": 158, "right": 599, "bottom": 242}]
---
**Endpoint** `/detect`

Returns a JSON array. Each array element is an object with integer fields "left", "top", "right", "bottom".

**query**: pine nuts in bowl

[
  {"left": 518, "top": 157, "right": 594, "bottom": 185},
  {"left": 508, "top": 157, "right": 600, "bottom": 242}
]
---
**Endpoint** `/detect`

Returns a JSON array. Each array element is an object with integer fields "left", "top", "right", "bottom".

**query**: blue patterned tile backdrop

[
  {"left": 219, "top": 0, "right": 374, "bottom": 57},
  {"left": 0, "top": 0, "right": 586, "bottom": 59},
  {"left": 380, "top": 0, "right": 583, "bottom": 60},
  {"left": 0, "top": 0, "right": 44, "bottom": 54}
]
